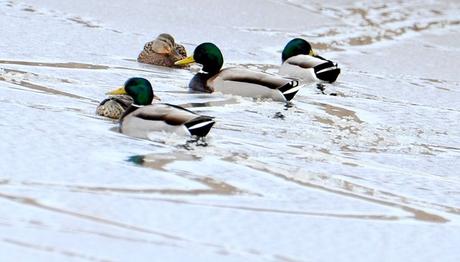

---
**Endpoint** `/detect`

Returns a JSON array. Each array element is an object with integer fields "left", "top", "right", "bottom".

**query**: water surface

[{"left": 1, "top": 0, "right": 460, "bottom": 261}]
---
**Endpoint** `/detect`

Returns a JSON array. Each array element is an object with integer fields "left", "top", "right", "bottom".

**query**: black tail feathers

[
  {"left": 184, "top": 116, "right": 215, "bottom": 137},
  {"left": 278, "top": 80, "right": 301, "bottom": 101},
  {"left": 314, "top": 61, "right": 340, "bottom": 83}
]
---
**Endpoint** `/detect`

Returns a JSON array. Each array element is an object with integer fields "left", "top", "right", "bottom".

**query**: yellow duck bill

[
  {"left": 174, "top": 56, "right": 195, "bottom": 66},
  {"left": 106, "top": 87, "right": 127, "bottom": 95}
]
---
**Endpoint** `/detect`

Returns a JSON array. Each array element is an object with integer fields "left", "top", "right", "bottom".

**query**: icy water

[{"left": 1, "top": 0, "right": 460, "bottom": 261}]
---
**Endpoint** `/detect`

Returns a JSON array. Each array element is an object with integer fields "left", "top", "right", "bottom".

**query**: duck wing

[
  {"left": 215, "top": 68, "right": 290, "bottom": 89},
  {"left": 209, "top": 68, "right": 301, "bottom": 101},
  {"left": 283, "top": 55, "right": 341, "bottom": 83},
  {"left": 284, "top": 55, "right": 325, "bottom": 69},
  {"left": 131, "top": 104, "right": 195, "bottom": 124},
  {"left": 124, "top": 104, "right": 215, "bottom": 137}
]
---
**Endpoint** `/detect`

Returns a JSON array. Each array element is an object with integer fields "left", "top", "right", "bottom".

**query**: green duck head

[
  {"left": 281, "top": 38, "right": 316, "bottom": 62},
  {"left": 175, "top": 42, "right": 224, "bottom": 75},
  {"left": 107, "top": 77, "right": 154, "bottom": 106}
]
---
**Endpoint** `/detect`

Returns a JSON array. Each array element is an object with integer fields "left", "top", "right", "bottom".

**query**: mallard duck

[
  {"left": 137, "top": 33, "right": 188, "bottom": 67},
  {"left": 96, "top": 95, "right": 134, "bottom": 119},
  {"left": 279, "top": 38, "right": 341, "bottom": 83},
  {"left": 107, "top": 77, "right": 215, "bottom": 138},
  {"left": 175, "top": 43, "right": 302, "bottom": 102}
]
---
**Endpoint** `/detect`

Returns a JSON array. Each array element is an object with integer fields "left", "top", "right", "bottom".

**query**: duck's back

[
  {"left": 121, "top": 103, "right": 214, "bottom": 138},
  {"left": 209, "top": 68, "right": 301, "bottom": 101},
  {"left": 280, "top": 55, "right": 340, "bottom": 83},
  {"left": 279, "top": 55, "right": 323, "bottom": 82}
]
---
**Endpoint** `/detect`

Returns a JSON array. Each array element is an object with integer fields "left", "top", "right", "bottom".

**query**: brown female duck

[{"left": 137, "top": 33, "right": 188, "bottom": 67}]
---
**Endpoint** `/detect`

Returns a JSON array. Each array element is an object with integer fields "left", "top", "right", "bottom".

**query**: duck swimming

[
  {"left": 107, "top": 78, "right": 215, "bottom": 138},
  {"left": 175, "top": 43, "right": 302, "bottom": 102},
  {"left": 279, "top": 38, "right": 340, "bottom": 83},
  {"left": 138, "top": 33, "right": 188, "bottom": 68}
]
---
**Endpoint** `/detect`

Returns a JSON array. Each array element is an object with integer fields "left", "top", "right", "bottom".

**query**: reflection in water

[
  {"left": 178, "top": 137, "right": 210, "bottom": 150},
  {"left": 1, "top": 77, "right": 92, "bottom": 102},
  {"left": 126, "top": 152, "right": 248, "bottom": 196},
  {"left": 3, "top": 238, "right": 113, "bottom": 262},
  {"left": 67, "top": 16, "right": 101, "bottom": 29},
  {"left": 273, "top": 112, "right": 285, "bottom": 120},
  {"left": 1, "top": 190, "right": 283, "bottom": 260},
  {"left": 0, "top": 59, "right": 109, "bottom": 70},
  {"left": 284, "top": 101, "right": 294, "bottom": 109},
  {"left": 0, "top": 192, "right": 184, "bottom": 240},
  {"left": 314, "top": 102, "right": 363, "bottom": 124},
  {"left": 15, "top": 174, "right": 415, "bottom": 223},
  {"left": 177, "top": 97, "right": 240, "bottom": 109},
  {"left": 316, "top": 83, "right": 338, "bottom": 96},
  {"left": 0, "top": 191, "right": 271, "bottom": 259},
  {"left": 0, "top": 59, "right": 178, "bottom": 75},
  {"left": 127, "top": 152, "right": 200, "bottom": 171},
  {"left": 134, "top": 197, "right": 401, "bottom": 222},
  {"left": 0, "top": 68, "right": 97, "bottom": 102},
  {"left": 311, "top": 101, "right": 365, "bottom": 150},
  {"left": 237, "top": 159, "right": 451, "bottom": 223},
  {"left": 272, "top": 101, "right": 295, "bottom": 119}
]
